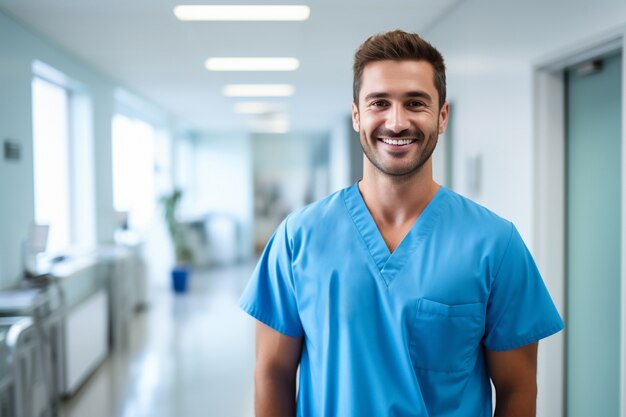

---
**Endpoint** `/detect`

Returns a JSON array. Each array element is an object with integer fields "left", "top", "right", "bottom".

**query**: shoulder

[
  {"left": 440, "top": 187, "right": 514, "bottom": 245},
  {"left": 283, "top": 186, "right": 350, "bottom": 235},
  {"left": 265, "top": 187, "right": 351, "bottom": 258},
  {"left": 439, "top": 189, "right": 533, "bottom": 281}
]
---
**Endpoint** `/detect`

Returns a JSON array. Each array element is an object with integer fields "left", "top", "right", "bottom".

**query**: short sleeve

[
  {"left": 239, "top": 218, "right": 304, "bottom": 337},
  {"left": 483, "top": 224, "right": 564, "bottom": 351}
]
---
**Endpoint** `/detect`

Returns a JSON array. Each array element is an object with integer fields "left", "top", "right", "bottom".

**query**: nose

[{"left": 385, "top": 105, "right": 410, "bottom": 133}]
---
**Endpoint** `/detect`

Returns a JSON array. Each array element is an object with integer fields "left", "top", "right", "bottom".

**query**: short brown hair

[{"left": 353, "top": 30, "right": 446, "bottom": 109}]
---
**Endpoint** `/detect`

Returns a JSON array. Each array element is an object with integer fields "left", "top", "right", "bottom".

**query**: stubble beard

[{"left": 359, "top": 123, "right": 439, "bottom": 179}]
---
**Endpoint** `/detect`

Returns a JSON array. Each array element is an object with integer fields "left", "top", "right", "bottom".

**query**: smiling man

[{"left": 240, "top": 30, "right": 563, "bottom": 417}]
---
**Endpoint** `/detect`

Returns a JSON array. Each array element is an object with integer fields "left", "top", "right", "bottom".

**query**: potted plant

[{"left": 161, "top": 189, "right": 193, "bottom": 293}]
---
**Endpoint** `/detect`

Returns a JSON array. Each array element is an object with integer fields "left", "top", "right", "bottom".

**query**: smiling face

[{"left": 352, "top": 59, "right": 448, "bottom": 179}]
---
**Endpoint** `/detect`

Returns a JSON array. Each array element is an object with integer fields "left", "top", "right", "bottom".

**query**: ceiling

[{"left": 0, "top": 0, "right": 464, "bottom": 134}]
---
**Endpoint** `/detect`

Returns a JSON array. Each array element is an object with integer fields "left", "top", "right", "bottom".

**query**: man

[{"left": 240, "top": 30, "right": 563, "bottom": 417}]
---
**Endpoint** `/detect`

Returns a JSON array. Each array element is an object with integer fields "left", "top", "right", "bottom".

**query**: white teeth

[{"left": 381, "top": 138, "right": 415, "bottom": 146}]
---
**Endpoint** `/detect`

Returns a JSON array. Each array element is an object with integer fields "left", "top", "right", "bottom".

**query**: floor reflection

[{"left": 61, "top": 262, "right": 256, "bottom": 417}]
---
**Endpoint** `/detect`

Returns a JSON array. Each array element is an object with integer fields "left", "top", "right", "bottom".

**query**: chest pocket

[{"left": 409, "top": 298, "right": 484, "bottom": 373}]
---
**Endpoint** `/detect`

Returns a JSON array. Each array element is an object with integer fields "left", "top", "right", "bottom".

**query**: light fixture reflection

[
  {"left": 249, "top": 115, "right": 289, "bottom": 133},
  {"left": 234, "top": 102, "right": 284, "bottom": 114}
]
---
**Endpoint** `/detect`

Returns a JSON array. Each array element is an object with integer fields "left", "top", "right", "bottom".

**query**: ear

[
  {"left": 351, "top": 102, "right": 360, "bottom": 132},
  {"left": 438, "top": 101, "right": 450, "bottom": 134}
]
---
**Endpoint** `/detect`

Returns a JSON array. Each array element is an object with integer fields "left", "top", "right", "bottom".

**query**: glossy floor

[{"left": 60, "top": 263, "right": 256, "bottom": 417}]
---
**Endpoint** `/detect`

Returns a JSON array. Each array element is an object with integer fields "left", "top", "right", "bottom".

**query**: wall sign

[{"left": 4, "top": 139, "right": 21, "bottom": 161}]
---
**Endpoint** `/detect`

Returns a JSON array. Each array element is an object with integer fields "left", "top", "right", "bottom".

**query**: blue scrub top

[{"left": 240, "top": 184, "right": 564, "bottom": 417}]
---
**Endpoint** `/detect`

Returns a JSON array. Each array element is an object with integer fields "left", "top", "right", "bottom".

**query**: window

[
  {"left": 32, "top": 61, "right": 96, "bottom": 253},
  {"left": 154, "top": 129, "right": 173, "bottom": 197},
  {"left": 112, "top": 114, "right": 157, "bottom": 231},
  {"left": 32, "top": 77, "right": 71, "bottom": 253}
]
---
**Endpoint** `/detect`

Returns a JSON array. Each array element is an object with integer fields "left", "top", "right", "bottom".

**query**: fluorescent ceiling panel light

[
  {"left": 223, "top": 84, "right": 294, "bottom": 97},
  {"left": 234, "top": 102, "right": 284, "bottom": 114},
  {"left": 173, "top": 5, "right": 310, "bottom": 21},
  {"left": 206, "top": 57, "right": 299, "bottom": 71},
  {"left": 249, "top": 118, "right": 289, "bottom": 134}
]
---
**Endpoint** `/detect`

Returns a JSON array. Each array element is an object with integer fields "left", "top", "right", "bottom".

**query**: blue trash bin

[{"left": 171, "top": 267, "right": 190, "bottom": 293}]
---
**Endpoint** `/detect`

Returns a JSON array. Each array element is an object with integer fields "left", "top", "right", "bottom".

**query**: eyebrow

[{"left": 363, "top": 91, "right": 433, "bottom": 103}]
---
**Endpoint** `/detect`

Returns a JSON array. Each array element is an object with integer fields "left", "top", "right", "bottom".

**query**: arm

[
  {"left": 485, "top": 342, "right": 538, "bottom": 417},
  {"left": 255, "top": 321, "right": 304, "bottom": 417}
]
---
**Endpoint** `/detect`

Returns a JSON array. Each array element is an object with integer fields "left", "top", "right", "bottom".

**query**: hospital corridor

[{"left": 1, "top": 0, "right": 626, "bottom": 416}]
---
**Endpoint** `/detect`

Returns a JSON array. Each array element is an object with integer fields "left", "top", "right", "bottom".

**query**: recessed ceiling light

[
  {"left": 234, "top": 102, "right": 284, "bottom": 114},
  {"left": 223, "top": 84, "right": 294, "bottom": 97},
  {"left": 206, "top": 58, "right": 299, "bottom": 72},
  {"left": 173, "top": 5, "right": 310, "bottom": 21}
]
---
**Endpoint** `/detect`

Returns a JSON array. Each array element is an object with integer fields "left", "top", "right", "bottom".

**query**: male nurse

[{"left": 240, "top": 30, "right": 564, "bottom": 417}]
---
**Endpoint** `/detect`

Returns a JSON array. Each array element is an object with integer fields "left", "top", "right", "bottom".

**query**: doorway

[{"left": 565, "top": 52, "right": 622, "bottom": 417}]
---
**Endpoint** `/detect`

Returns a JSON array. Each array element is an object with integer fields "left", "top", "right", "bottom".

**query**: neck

[{"left": 358, "top": 157, "right": 439, "bottom": 226}]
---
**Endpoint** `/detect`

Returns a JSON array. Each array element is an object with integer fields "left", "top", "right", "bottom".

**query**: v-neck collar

[{"left": 342, "top": 182, "right": 448, "bottom": 287}]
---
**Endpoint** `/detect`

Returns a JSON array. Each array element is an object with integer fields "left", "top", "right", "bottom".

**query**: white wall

[
  {"left": 0, "top": 11, "right": 36, "bottom": 288},
  {"left": 427, "top": 0, "right": 626, "bottom": 243},
  {"left": 0, "top": 10, "right": 189, "bottom": 289}
]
